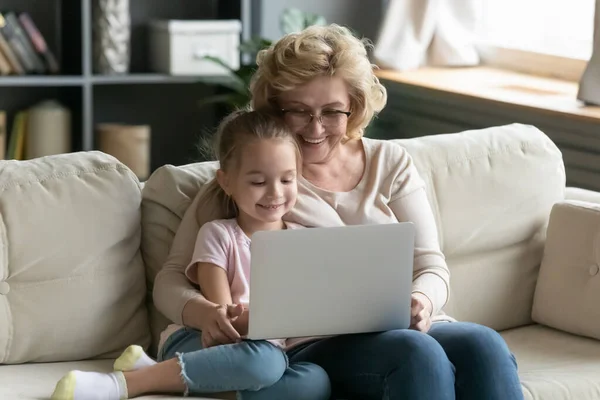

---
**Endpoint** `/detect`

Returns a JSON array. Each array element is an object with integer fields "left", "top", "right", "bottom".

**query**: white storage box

[{"left": 149, "top": 19, "right": 242, "bottom": 76}]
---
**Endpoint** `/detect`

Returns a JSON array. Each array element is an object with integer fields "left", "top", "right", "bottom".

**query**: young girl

[{"left": 51, "top": 110, "right": 331, "bottom": 400}]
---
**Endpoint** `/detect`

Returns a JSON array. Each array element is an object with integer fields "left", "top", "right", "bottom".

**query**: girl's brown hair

[{"left": 196, "top": 109, "right": 301, "bottom": 222}]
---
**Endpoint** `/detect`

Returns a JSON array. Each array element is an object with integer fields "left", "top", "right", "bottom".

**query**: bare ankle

[{"left": 123, "top": 359, "right": 186, "bottom": 397}]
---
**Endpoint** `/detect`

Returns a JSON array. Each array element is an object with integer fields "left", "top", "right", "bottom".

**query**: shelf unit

[{"left": 0, "top": 0, "right": 253, "bottom": 170}]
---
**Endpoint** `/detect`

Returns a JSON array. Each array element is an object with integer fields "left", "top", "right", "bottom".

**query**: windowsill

[{"left": 375, "top": 67, "right": 600, "bottom": 124}]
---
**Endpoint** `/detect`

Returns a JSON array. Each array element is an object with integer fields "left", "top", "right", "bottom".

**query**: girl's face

[
  {"left": 218, "top": 139, "right": 298, "bottom": 232},
  {"left": 278, "top": 75, "right": 351, "bottom": 166}
]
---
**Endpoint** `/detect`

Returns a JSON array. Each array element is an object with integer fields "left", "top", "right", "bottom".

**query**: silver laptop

[{"left": 247, "top": 222, "right": 415, "bottom": 340}]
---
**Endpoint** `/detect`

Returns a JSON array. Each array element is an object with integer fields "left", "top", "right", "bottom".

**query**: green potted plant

[{"left": 197, "top": 8, "right": 327, "bottom": 110}]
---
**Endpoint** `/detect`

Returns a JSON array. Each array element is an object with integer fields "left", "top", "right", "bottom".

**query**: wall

[{"left": 256, "top": 0, "right": 385, "bottom": 43}]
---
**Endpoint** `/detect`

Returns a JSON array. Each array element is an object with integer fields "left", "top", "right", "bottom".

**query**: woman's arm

[
  {"left": 153, "top": 187, "right": 219, "bottom": 330},
  {"left": 389, "top": 187, "right": 450, "bottom": 316}
]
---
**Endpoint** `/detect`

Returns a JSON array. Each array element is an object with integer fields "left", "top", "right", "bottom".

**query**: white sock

[
  {"left": 114, "top": 345, "right": 157, "bottom": 371},
  {"left": 51, "top": 370, "right": 128, "bottom": 400}
]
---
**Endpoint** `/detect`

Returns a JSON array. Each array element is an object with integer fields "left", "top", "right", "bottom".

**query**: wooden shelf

[{"left": 376, "top": 67, "right": 600, "bottom": 124}]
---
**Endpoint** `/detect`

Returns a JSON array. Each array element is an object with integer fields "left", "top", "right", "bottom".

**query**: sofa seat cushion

[
  {"left": 0, "top": 152, "right": 150, "bottom": 363},
  {"left": 0, "top": 360, "right": 227, "bottom": 400},
  {"left": 501, "top": 324, "right": 600, "bottom": 400}
]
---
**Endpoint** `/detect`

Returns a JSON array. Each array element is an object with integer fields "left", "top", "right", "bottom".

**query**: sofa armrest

[
  {"left": 565, "top": 186, "right": 600, "bottom": 204},
  {"left": 532, "top": 201, "right": 600, "bottom": 340}
]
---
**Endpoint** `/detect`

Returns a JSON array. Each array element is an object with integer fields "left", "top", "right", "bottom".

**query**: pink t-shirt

[
  {"left": 184, "top": 218, "right": 253, "bottom": 305},
  {"left": 179, "top": 218, "right": 302, "bottom": 348}
]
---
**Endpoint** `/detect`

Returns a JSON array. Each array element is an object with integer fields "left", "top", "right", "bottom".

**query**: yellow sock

[
  {"left": 113, "top": 345, "right": 156, "bottom": 372},
  {"left": 51, "top": 371, "right": 76, "bottom": 400}
]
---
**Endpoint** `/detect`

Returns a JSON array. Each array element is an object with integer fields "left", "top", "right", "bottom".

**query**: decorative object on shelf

[
  {"left": 578, "top": 0, "right": 600, "bottom": 105},
  {"left": 148, "top": 19, "right": 241, "bottom": 76},
  {"left": 27, "top": 100, "right": 71, "bottom": 158},
  {"left": 198, "top": 8, "right": 326, "bottom": 111},
  {"left": 97, "top": 123, "right": 150, "bottom": 180},
  {"left": 93, "top": 0, "right": 131, "bottom": 75}
]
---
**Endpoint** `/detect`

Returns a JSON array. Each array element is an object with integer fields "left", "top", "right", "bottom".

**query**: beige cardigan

[{"left": 153, "top": 138, "right": 451, "bottom": 327}]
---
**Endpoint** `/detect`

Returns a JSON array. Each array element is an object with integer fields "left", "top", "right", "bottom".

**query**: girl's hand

[
  {"left": 201, "top": 304, "right": 244, "bottom": 348},
  {"left": 232, "top": 306, "right": 249, "bottom": 336},
  {"left": 409, "top": 293, "right": 432, "bottom": 333}
]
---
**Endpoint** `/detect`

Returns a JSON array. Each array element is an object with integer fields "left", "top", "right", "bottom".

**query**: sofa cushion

[
  {"left": 395, "top": 123, "right": 565, "bottom": 330},
  {"left": 0, "top": 360, "right": 228, "bottom": 400},
  {"left": 141, "top": 161, "right": 218, "bottom": 353},
  {"left": 501, "top": 324, "right": 600, "bottom": 400},
  {"left": 0, "top": 152, "right": 150, "bottom": 364},
  {"left": 532, "top": 201, "right": 600, "bottom": 339}
]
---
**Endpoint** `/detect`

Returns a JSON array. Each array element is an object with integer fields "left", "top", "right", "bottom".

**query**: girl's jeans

[{"left": 158, "top": 328, "right": 331, "bottom": 400}]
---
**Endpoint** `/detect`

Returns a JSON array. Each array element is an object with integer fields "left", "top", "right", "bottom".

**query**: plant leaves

[
  {"left": 304, "top": 14, "right": 327, "bottom": 28},
  {"left": 239, "top": 36, "right": 272, "bottom": 55},
  {"left": 199, "top": 56, "right": 247, "bottom": 94},
  {"left": 280, "top": 8, "right": 327, "bottom": 34},
  {"left": 197, "top": 92, "right": 250, "bottom": 110}
]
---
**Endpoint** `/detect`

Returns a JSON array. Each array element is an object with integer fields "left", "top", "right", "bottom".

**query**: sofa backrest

[
  {"left": 0, "top": 152, "right": 150, "bottom": 364},
  {"left": 394, "top": 124, "right": 565, "bottom": 329},
  {"left": 141, "top": 123, "right": 566, "bottom": 347}
]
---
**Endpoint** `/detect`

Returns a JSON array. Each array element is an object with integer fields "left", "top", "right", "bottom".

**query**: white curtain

[
  {"left": 374, "top": 0, "right": 480, "bottom": 71},
  {"left": 578, "top": 0, "right": 600, "bottom": 105}
]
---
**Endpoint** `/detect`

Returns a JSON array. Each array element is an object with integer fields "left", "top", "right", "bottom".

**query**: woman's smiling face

[{"left": 278, "top": 76, "right": 351, "bottom": 165}]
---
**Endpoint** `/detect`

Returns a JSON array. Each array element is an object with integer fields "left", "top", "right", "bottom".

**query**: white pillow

[{"left": 0, "top": 151, "right": 150, "bottom": 363}]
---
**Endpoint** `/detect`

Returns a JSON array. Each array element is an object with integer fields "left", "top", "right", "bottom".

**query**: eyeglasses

[{"left": 281, "top": 109, "right": 351, "bottom": 128}]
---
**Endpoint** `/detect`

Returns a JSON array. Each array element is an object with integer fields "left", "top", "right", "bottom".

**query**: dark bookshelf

[{"left": 0, "top": 0, "right": 253, "bottom": 171}]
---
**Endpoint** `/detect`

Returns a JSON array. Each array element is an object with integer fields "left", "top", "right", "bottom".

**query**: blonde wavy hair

[{"left": 250, "top": 24, "right": 387, "bottom": 140}]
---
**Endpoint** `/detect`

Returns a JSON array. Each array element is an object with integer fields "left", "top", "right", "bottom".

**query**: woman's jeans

[
  {"left": 158, "top": 328, "right": 331, "bottom": 400},
  {"left": 288, "top": 321, "right": 524, "bottom": 400}
]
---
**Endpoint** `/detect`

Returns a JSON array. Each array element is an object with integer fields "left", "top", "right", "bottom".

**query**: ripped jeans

[{"left": 158, "top": 327, "right": 331, "bottom": 400}]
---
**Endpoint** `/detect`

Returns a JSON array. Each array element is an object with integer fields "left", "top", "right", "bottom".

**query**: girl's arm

[
  {"left": 196, "top": 262, "right": 233, "bottom": 305},
  {"left": 197, "top": 262, "right": 248, "bottom": 336}
]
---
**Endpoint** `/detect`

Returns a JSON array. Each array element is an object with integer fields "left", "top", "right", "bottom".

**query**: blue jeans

[
  {"left": 287, "top": 322, "right": 524, "bottom": 400},
  {"left": 158, "top": 328, "right": 331, "bottom": 400}
]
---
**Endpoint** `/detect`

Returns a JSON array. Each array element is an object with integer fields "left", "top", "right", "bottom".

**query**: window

[
  {"left": 477, "top": 0, "right": 594, "bottom": 60},
  {"left": 476, "top": 0, "right": 595, "bottom": 80}
]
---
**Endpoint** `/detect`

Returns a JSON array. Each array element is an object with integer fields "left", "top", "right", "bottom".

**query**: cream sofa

[{"left": 1, "top": 123, "right": 600, "bottom": 400}]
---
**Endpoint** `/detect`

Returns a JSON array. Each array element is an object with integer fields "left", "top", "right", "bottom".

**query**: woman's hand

[
  {"left": 410, "top": 293, "right": 433, "bottom": 333},
  {"left": 200, "top": 303, "right": 244, "bottom": 348}
]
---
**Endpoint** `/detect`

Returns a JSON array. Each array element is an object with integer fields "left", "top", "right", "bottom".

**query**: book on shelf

[
  {"left": 0, "top": 28, "right": 24, "bottom": 74},
  {"left": 19, "top": 12, "right": 59, "bottom": 74},
  {"left": 0, "top": 111, "right": 5, "bottom": 159},
  {"left": 6, "top": 111, "right": 27, "bottom": 160},
  {"left": 0, "top": 46, "right": 11, "bottom": 75},
  {"left": 0, "top": 11, "right": 59, "bottom": 75},
  {"left": 0, "top": 12, "right": 36, "bottom": 73},
  {"left": 4, "top": 11, "right": 46, "bottom": 74}
]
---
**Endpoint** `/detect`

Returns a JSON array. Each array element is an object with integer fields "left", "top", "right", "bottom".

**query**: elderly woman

[{"left": 150, "top": 24, "right": 524, "bottom": 400}]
